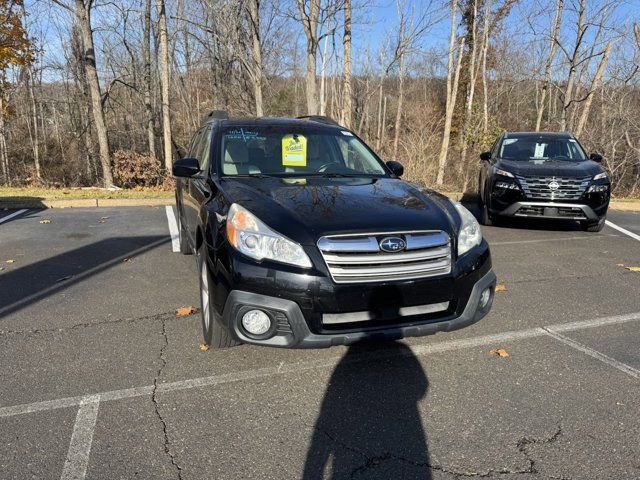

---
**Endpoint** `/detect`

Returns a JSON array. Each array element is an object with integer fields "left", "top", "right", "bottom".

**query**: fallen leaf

[
  {"left": 0, "top": 267, "right": 4, "bottom": 271},
  {"left": 625, "top": 266, "right": 640, "bottom": 272},
  {"left": 5, "top": 259, "right": 15, "bottom": 264},
  {"left": 489, "top": 348, "right": 509, "bottom": 357},
  {"left": 123, "top": 257, "right": 132, "bottom": 263},
  {"left": 495, "top": 283, "right": 507, "bottom": 292},
  {"left": 39, "top": 219, "right": 51, "bottom": 224},
  {"left": 199, "top": 343, "right": 210, "bottom": 351},
  {"left": 176, "top": 306, "right": 200, "bottom": 316},
  {"left": 616, "top": 263, "right": 624, "bottom": 267},
  {"left": 99, "top": 216, "right": 110, "bottom": 223}
]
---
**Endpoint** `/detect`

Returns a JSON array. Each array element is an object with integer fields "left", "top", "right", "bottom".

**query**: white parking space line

[
  {"left": 165, "top": 205, "right": 180, "bottom": 252},
  {"left": 605, "top": 220, "right": 640, "bottom": 242},
  {"left": 543, "top": 328, "right": 639, "bottom": 379},
  {"left": 60, "top": 395, "right": 100, "bottom": 480},
  {"left": 491, "top": 233, "right": 618, "bottom": 246},
  {"left": 1, "top": 311, "right": 639, "bottom": 420},
  {"left": 0, "top": 208, "right": 28, "bottom": 225}
]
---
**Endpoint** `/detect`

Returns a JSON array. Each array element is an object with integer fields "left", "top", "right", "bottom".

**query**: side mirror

[
  {"left": 590, "top": 153, "right": 603, "bottom": 163},
  {"left": 480, "top": 151, "right": 492, "bottom": 161},
  {"left": 172, "top": 157, "right": 201, "bottom": 177},
  {"left": 386, "top": 160, "right": 404, "bottom": 177}
]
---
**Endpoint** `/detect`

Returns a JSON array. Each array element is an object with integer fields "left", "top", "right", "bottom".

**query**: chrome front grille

[
  {"left": 516, "top": 175, "right": 590, "bottom": 200},
  {"left": 317, "top": 231, "right": 451, "bottom": 283}
]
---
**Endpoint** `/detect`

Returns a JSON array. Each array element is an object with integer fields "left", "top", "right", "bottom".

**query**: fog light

[
  {"left": 479, "top": 288, "right": 491, "bottom": 309},
  {"left": 241, "top": 309, "right": 272, "bottom": 336}
]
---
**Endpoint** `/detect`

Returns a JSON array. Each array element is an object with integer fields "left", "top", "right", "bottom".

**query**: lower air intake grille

[{"left": 317, "top": 231, "right": 451, "bottom": 284}]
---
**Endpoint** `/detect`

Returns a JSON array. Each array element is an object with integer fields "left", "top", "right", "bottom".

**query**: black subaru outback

[
  {"left": 478, "top": 131, "right": 610, "bottom": 231},
  {"left": 173, "top": 112, "right": 496, "bottom": 348}
]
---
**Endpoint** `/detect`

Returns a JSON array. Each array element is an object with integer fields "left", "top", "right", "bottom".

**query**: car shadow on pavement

[
  {"left": 0, "top": 236, "right": 169, "bottom": 319},
  {"left": 303, "top": 341, "right": 432, "bottom": 480}
]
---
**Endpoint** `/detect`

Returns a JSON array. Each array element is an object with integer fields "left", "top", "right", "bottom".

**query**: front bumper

[
  {"left": 499, "top": 202, "right": 599, "bottom": 221},
  {"left": 220, "top": 267, "right": 496, "bottom": 349}
]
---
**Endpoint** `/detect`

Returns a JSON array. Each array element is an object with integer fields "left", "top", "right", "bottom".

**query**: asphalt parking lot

[{"left": 1, "top": 205, "right": 639, "bottom": 480}]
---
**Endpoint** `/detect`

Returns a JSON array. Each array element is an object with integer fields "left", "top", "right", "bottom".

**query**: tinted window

[{"left": 498, "top": 136, "right": 587, "bottom": 162}]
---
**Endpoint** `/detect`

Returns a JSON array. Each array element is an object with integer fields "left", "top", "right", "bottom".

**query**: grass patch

[{"left": 0, "top": 187, "right": 173, "bottom": 201}]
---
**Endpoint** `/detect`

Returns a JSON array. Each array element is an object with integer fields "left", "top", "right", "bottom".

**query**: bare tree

[
  {"left": 436, "top": 0, "right": 465, "bottom": 187},
  {"left": 52, "top": 0, "right": 114, "bottom": 187},
  {"left": 340, "top": 0, "right": 352, "bottom": 127},
  {"left": 156, "top": 0, "right": 173, "bottom": 170},
  {"left": 296, "top": 0, "right": 321, "bottom": 115},
  {"left": 535, "top": 0, "right": 564, "bottom": 131},
  {"left": 143, "top": 0, "right": 155, "bottom": 157},
  {"left": 575, "top": 41, "right": 612, "bottom": 137}
]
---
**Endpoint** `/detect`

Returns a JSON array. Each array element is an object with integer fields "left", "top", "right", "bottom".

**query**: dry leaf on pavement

[
  {"left": 123, "top": 257, "right": 132, "bottom": 262},
  {"left": 489, "top": 348, "right": 509, "bottom": 357},
  {"left": 5, "top": 259, "right": 15, "bottom": 264},
  {"left": 616, "top": 263, "right": 624, "bottom": 267},
  {"left": 625, "top": 266, "right": 640, "bottom": 272},
  {"left": 99, "top": 216, "right": 110, "bottom": 223},
  {"left": 495, "top": 283, "right": 507, "bottom": 292},
  {"left": 176, "top": 306, "right": 200, "bottom": 316},
  {"left": 199, "top": 343, "right": 210, "bottom": 351},
  {"left": 39, "top": 219, "right": 51, "bottom": 224}
]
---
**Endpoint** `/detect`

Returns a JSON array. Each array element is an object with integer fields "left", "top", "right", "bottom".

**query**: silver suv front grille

[
  {"left": 317, "top": 231, "right": 451, "bottom": 283},
  {"left": 516, "top": 175, "right": 590, "bottom": 200}
]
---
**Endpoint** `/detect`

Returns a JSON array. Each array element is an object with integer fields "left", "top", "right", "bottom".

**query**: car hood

[
  {"left": 496, "top": 158, "right": 602, "bottom": 178},
  {"left": 218, "top": 177, "right": 456, "bottom": 245}
]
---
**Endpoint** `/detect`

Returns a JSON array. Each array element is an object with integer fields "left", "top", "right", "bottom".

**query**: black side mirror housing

[
  {"left": 386, "top": 160, "right": 404, "bottom": 177},
  {"left": 590, "top": 153, "right": 603, "bottom": 163},
  {"left": 480, "top": 151, "right": 492, "bottom": 161},
  {"left": 172, "top": 157, "right": 201, "bottom": 177}
]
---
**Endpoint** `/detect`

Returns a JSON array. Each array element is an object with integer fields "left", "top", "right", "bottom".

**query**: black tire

[
  {"left": 480, "top": 202, "right": 494, "bottom": 226},
  {"left": 196, "top": 243, "right": 241, "bottom": 348},
  {"left": 177, "top": 208, "right": 193, "bottom": 255},
  {"left": 581, "top": 218, "right": 605, "bottom": 232}
]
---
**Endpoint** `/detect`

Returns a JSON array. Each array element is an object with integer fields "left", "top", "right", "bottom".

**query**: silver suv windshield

[
  {"left": 498, "top": 136, "right": 588, "bottom": 163},
  {"left": 219, "top": 126, "right": 388, "bottom": 177}
]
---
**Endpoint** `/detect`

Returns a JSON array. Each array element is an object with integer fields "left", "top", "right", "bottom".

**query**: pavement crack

[
  {"left": 516, "top": 425, "right": 564, "bottom": 477},
  {"left": 0, "top": 310, "right": 176, "bottom": 338},
  {"left": 151, "top": 315, "right": 183, "bottom": 480}
]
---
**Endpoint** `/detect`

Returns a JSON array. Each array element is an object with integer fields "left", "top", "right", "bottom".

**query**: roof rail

[
  {"left": 296, "top": 115, "right": 339, "bottom": 126},
  {"left": 203, "top": 110, "right": 229, "bottom": 122}
]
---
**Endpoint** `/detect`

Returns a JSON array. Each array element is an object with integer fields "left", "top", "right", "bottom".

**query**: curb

[{"left": 0, "top": 198, "right": 172, "bottom": 209}]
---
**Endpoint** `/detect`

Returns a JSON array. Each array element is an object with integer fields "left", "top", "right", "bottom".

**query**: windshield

[
  {"left": 219, "top": 126, "right": 388, "bottom": 177},
  {"left": 498, "top": 136, "right": 587, "bottom": 162}
]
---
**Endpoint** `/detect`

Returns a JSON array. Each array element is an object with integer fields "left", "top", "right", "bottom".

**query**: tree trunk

[
  {"left": 247, "top": 0, "right": 264, "bottom": 116},
  {"left": 535, "top": 0, "right": 563, "bottom": 131},
  {"left": 481, "top": 0, "right": 492, "bottom": 134},
  {"left": 560, "top": 0, "right": 585, "bottom": 131},
  {"left": 436, "top": 0, "right": 463, "bottom": 187},
  {"left": 459, "top": 0, "right": 479, "bottom": 176},
  {"left": 76, "top": 0, "right": 114, "bottom": 187},
  {"left": 340, "top": 0, "right": 352, "bottom": 128},
  {"left": 143, "top": 0, "right": 156, "bottom": 157},
  {"left": 575, "top": 42, "right": 611, "bottom": 137},
  {"left": 392, "top": 56, "right": 404, "bottom": 159},
  {"left": 156, "top": 0, "right": 173, "bottom": 170},
  {"left": 319, "top": 27, "right": 330, "bottom": 116},
  {"left": 0, "top": 95, "right": 9, "bottom": 185},
  {"left": 297, "top": 0, "right": 320, "bottom": 115}
]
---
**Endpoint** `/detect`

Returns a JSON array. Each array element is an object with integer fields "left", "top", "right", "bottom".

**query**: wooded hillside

[{"left": 1, "top": 0, "right": 639, "bottom": 195}]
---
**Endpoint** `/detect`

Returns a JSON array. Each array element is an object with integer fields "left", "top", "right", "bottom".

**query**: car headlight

[
  {"left": 226, "top": 203, "right": 312, "bottom": 268},
  {"left": 495, "top": 168, "right": 514, "bottom": 178},
  {"left": 593, "top": 172, "right": 608, "bottom": 181},
  {"left": 452, "top": 201, "right": 482, "bottom": 256}
]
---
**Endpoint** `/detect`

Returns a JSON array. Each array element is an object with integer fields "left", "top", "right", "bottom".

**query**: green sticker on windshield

[{"left": 282, "top": 134, "right": 307, "bottom": 166}]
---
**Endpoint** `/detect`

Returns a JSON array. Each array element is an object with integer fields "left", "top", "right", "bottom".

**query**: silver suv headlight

[
  {"left": 226, "top": 203, "right": 312, "bottom": 268},
  {"left": 452, "top": 201, "right": 482, "bottom": 256}
]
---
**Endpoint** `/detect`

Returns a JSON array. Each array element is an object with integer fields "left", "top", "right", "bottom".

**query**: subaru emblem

[{"left": 379, "top": 236, "right": 406, "bottom": 253}]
